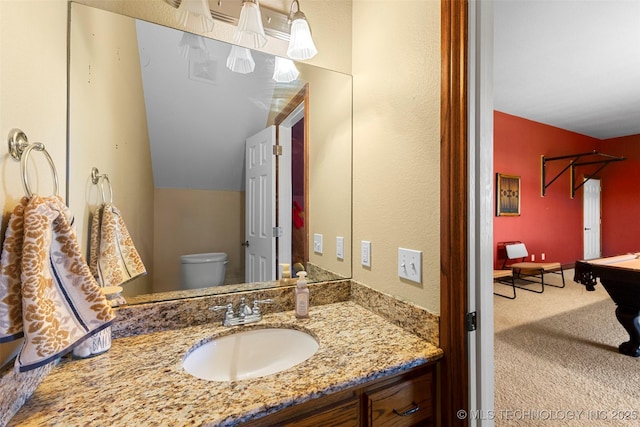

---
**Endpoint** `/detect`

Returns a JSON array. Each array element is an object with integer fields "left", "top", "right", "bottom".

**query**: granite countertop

[{"left": 9, "top": 301, "right": 442, "bottom": 426}]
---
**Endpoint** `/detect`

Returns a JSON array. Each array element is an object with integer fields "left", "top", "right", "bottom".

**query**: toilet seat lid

[{"left": 181, "top": 252, "right": 228, "bottom": 263}]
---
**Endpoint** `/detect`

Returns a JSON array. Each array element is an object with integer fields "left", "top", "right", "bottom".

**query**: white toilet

[{"left": 180, "top": 252, "right": 228, "bottom": 289}]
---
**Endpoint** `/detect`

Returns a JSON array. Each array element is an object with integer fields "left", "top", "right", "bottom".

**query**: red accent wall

[
  {"left": 597, "top": 134, "right": 640, "bottom": 256},
  {"left": 493, "top": 111, "right": 599, "bottom": 268}
]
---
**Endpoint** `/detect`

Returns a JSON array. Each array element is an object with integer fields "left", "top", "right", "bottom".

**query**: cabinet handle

[{"left": 393, "top": 402, "right": 420, "bottom": 417}]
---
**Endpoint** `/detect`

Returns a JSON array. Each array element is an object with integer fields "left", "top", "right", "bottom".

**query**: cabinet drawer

[
  {"left": 283, "top": 398, "right": 359, "bottom": 427},
  {"left": 365, "top": 371, "right": 433, "bottom": 427}
]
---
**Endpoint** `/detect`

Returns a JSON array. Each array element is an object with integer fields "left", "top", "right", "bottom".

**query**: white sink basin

[{"left": 182, "top": 328, "right": 319, "bottom": 381}]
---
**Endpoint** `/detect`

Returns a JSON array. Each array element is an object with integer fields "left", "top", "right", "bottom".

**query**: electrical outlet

[
  {"left": 398, "top": 248, "right": 422, "bottom": 283},
  {"left": 361, "top": 240, "right": 371, "bottom": 267},
  {"left": 336, "top": 236, "right": 344, "bottom": 260},
  {"left": 314, "top": 233, "right": 323, "bottom": 254}
]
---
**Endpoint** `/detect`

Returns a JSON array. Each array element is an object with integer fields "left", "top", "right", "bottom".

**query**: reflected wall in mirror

[{"left": 68, "top": 3, "right": 352, "bottom": 302}]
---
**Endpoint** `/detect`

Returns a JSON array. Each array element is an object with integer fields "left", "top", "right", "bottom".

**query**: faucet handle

[
  {"left": 252, "top": 299, "right": 274, "bottom": 315},
  {"left": 210, "top": 303, "right": 234, "bottom": 320}
]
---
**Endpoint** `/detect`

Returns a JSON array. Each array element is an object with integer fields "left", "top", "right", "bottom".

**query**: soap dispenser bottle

[{"left": 295, "top": 271, "right": 309, "bottom": 319}]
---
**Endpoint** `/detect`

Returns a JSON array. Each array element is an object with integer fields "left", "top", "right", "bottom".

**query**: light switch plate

[
  {"left": 314, "top": 233, "right": 323, "bottom": 254},
  {"left": 336, "top": 236, "right": 344, "bottom": 260},
  {"left": 361, "top": 240, "right": 371, "bottom": 267},
  {"left": 398, "top": 248, "right": 422, "bottom": 283}
]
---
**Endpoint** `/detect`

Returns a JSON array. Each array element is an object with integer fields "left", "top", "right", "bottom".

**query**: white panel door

[
  {"left": 245, "top": 126, "right": 276, "bottom": 282},
  {"left": 583, "top": 178, "right": 601, "bottom": 259}
]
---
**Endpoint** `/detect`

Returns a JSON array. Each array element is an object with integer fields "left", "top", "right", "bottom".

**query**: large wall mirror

[{"left": 68, "top": 3, "right": 352, "bottom": 302}]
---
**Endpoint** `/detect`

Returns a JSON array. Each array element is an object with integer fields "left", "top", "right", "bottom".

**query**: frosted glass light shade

[
  {"left": 272, "top": 57, "right": 299, "bottom": 83},
  {"left": 178, "top": 32, "right": 209, "bottom": 62},
  {"left": 234, "top": 0, "right": 267, "bottom": 48},
  {"left": 226, "top": 46, "right": 255, "bottom": 74},
  {"left": 287, "top": 18, "right": 317, "bottom": 60},
  {"left": 177, "top": 0, "right": 214, "bottom": 33}
]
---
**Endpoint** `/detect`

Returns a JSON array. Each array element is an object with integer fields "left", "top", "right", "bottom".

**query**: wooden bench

[{"left": 505, "top": 242, "right": 565, "bottom": 293}]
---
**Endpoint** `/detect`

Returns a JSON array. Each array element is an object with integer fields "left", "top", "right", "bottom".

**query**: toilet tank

[{"left": 180, "top": 252, "right": 228, "bottom": 289}]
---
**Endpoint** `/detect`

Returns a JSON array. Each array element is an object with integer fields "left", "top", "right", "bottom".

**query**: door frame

[
  {"left": 275, "top": 85, "right": 310, "bottom": 269},
  {"left": 440, "top": 0, "right": 493, "bottom": 426},
  {"left": 276, "top": 102, "right": 305, "bottom": 273},
  {"left": 443, "top": 1, "right": 496, "bottom": 425},
  {"left": 441, "top": 0, "right": 471, "bottom": 425}
]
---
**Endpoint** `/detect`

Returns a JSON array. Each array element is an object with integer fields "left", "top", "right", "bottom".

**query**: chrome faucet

[{"left": 210, "top": 298, "right": 273, "bottom": 326}]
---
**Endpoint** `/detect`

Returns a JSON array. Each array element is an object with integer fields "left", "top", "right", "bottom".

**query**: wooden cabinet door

[{"left": 365, "top": 371, "right": 434, "bottom": 427}]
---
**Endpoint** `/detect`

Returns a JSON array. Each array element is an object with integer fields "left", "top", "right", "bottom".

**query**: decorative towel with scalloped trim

[
  {"left": 0, "top": 195, "right": 114, "bottom": 372},
  {"left": 89, "top": 203, "right": 146, "bottom": 288},
  {"left": 0, "top": 197, "right": 29, "bottom": 342}
]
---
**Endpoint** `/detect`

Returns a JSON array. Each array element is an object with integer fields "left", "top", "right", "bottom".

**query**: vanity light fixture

[
  {"left": 164, "top": 1, "right": 312, "bottom": 48},
  {"left": 226, "top": 45, "right": 255, "bottom": 74},
  {"left": 272, "top": 56, "right": 299, "bottom": 83},
  {"left": 286, "top": 0, "right": 317, "bottom": 60},
  {"left": 176, "top": 0, "right": 215, "bottom": 33},
  {"left": 234, "top": 0, "right": 267, "bottom": 48}
]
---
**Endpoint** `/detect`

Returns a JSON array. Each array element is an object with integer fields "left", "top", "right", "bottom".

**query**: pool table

[{"left": 575, "top": 254, "right": 640, "bottom": 357}]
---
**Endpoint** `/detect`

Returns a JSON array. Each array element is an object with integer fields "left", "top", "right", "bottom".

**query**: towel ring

[
  {"left": 91, "top": 167, "right": 113, "bottom": 204},
  {"left": 8, "top": 129, "right": 59, "bottom": 198}
]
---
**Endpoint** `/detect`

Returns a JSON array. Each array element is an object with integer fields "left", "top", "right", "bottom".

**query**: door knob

[
  {"left": 584, "top": 228, "right": 591, "bottom": 231},
  {"left": 242, "top": 240, "right": 250, "bottom": 247}
]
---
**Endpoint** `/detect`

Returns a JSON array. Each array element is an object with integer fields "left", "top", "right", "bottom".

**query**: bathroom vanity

[
  {"left": 243, "top": 363, "right": 436, "bottom": 426},
  {"left": 8, "top": 301, "right": 442, "bottom": 426}
]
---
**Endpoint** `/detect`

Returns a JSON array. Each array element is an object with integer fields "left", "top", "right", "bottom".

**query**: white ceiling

[{"left": 494, "top": 0, "right": 640, "bottom": 139}]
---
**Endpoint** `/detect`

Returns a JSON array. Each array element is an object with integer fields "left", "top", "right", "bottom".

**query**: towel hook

[
  {"left": 91, "top": 167, "right": 113, "bottom": 204},
  {"left": 8, "top": 128, "right": 59, "bottom": 197}
]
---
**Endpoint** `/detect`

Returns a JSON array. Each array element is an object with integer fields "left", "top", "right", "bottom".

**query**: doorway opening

[{"left": 275, "top": 84, "right": 309, "bottom": 278}]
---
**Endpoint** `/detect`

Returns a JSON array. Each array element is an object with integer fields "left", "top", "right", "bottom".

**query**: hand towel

[
  {"left": 89, "top": 203, "right": 146, "bottom": 288},
  {"left": 88, "top": 203, "right": 103, "bottom": 280},
  {"left": 0, "top": 197, "right": 29, "bottom": 342},
  {"left": 13, "top": 195, "right": 114, "bottom": 371}
]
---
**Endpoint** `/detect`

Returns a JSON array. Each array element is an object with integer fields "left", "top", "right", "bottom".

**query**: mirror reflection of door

[
  {"left": 278, "top": 104, "right": 306, "bottom": 278},
  {"left": 245, "top": 109, "right": 305, "bottom": 283},
  {"left": 278, "top": 125, "right": 293, "bottom": 274},
  {"left": 290, "top": 117, "right": 306, "bottom": 271},
  {"left": 276, "top": 85, "right": 309, "bottom": 279},
  {"left": 245, "top": 126, "right": 276, "bottom": 282}
]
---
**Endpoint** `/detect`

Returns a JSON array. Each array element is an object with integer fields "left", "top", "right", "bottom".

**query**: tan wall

[
  {"left": 0, "top": 0, "right": 68, "bottom": 369},
  {"left": 68, "top": 3, "right": 154, "bottom": 297},
  {"left": 153, "top": 188, "right": 245, "bottom": 292},
  {"left": 352, "top": 0, "right": 441, "bottom": 314},
  {"left": 297, "top": 63, "right": 353, "bottom": 278}
]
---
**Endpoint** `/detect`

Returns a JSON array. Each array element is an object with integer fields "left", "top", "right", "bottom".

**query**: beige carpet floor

[{"left": 494, "top": 269, "right": 640, "bottom": 426}]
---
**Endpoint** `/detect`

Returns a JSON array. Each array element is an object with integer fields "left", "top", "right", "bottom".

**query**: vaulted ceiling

[
  {"left": 136, "top": 19, "right": 300, "bottom": 192},
  {"left": 494, "top": 0, "right": 640, "bottom": 139}
]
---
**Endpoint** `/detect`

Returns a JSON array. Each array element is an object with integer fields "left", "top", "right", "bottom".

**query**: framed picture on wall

[{"left": 496, "top": 173, "right": 521, "bottom": 216}]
